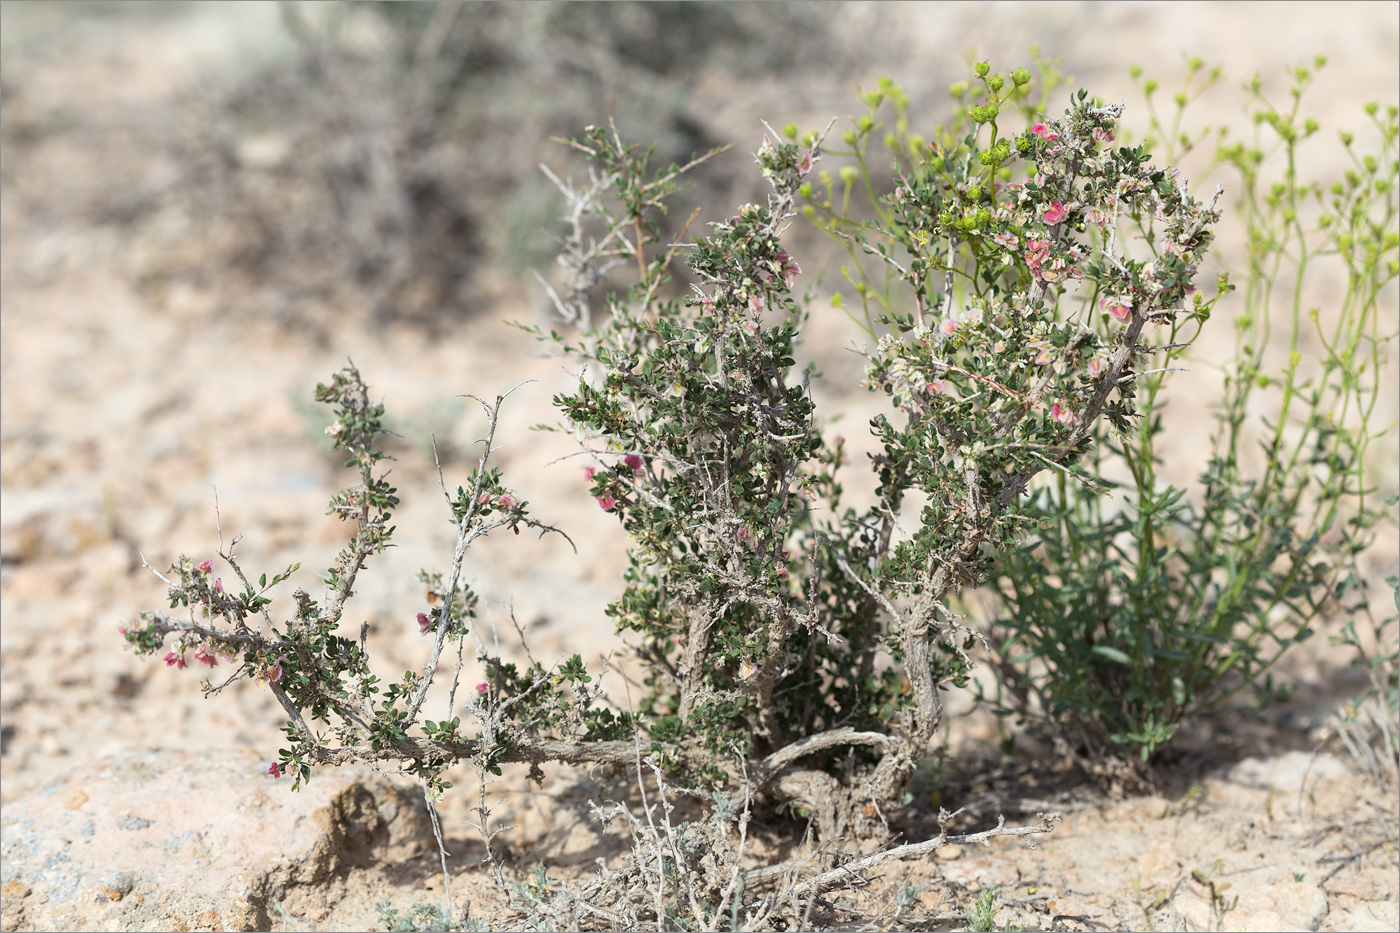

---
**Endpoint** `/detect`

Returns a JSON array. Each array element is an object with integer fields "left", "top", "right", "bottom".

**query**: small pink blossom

[
  {"left": 418, "top": 612, "right": 432, "bottom": 636},
  {"left": 624, "top": 454, "right": 644, "bottom": 473},
  {"left": 584, "top": 466, "right": 597, "bottom": 482},
  {"left": 1031, "top": 122, "right": 1059, "bottom": 141},
  {"left": 268, "top": 762, "right": 283, "bottom": 779},
  {"left": 164, "top": 650, "right": 188, "bottom": 670},
  {"left": 475, "top": 682, "right": 489, "bottom": 696},
  {"left": 479, "top": 491, "right": 492, "bottom": 505},
  {"left": 774, "top": 248, "right": 801, "bottom": 288},
  {"left": 267, "top": 661, "right": 283, "bottom": 684},
  {"left": 1087, "top": 208, "right": 1109, "bottom": 226},
  {"left": 597, "top": 494, "right": 617, "bottom": 512},
  {"left": 1099, "top": 296, "right": 1133, "bottom": 321},
  {"left": 797, "top": 154, "right": 811, "bottom": 174},
  {"left": 198, "top": 560, "right": 213, "bottom": 574},
  {"left": 213, "top": 578, "right": 224, "bottom": 593},
  {"left": 1051, "top": 399, "right": 1078, "bottom": 427},
  {"left": 498, "top": 493, "right": 518, "bottom": 510},
  {"left": 926, "top": 380, "right": 946, "bottom": 396},
  {"left": 1042, "top": 201, "right": 1068, "bottom": 225},
  {"left": 940, "top": 319, "right": 958, "bottom": 338},
  {"left": 194, "top": 645, "right": 217, "bottom": 668},
  {"left": 1093, "top": 126, "right": 1115, "bottom": 143},
  {"left": 748, "top": 295, "right": 765, "bottom": 314},
  {"left": 1088, "top": 356, "right": 1108, "bottom": 379},
  {"left": 992, "top": 231, "right": 1019, "bottom": 250},
  {"left": 738, "top": 660, "right": 759, "bottom": 681}
]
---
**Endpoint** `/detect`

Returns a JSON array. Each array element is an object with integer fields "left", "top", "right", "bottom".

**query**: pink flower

[
  {"left": 798, "top": 154, "right": 811, "bottom": 174},
  {"left": 597, "top": 494, "right": 617, "bottom": 512},
  {"left": 748, "top": 295, "right": 765, "bottom": 314},
  {"left": 194, "top": 645, "right": 217, "bottom": 668},
  {"left": 1051, "top": 399, "right": 1078, "bottom": 427},
  {"left": 1093, "top": 126, "right": 1115, "bottom": 143},
  {"left": 198, "top": 560, "right": 213, "bottom": 574},
  {"left": 267, "top": 661, "right": 283, "bottom": 685},
  {"left": 498, "top": 493, "right": 518, "bottom": 510},
  {"left": 1042, "top": 201, "right": 1068, "bottom": 225},
  {"left": 775, "top": 248, "right": 801, "bottom": 288},
  {"left": 926, "top": 380, "right": 946, "bottom": 396},
  {"left": 418, "top": 612, "right": 432, "bottom": 635},
  {"left": 164, "top": 650, "right": 188, "bottom": 670},
  {"left": 1099, "top": 296, "right": 1132, "bottom": 321},
  {"left": 1031, "top": 122, "right": 1059, "bottom": 141},
  {"left": 940, "top": 319, "right": 958, "bottom": 338},
  {"left": 894, "top": 186, "right": 908, "bottom": 202},
  {"left": 738, "top": 660, "right": 759, "bottom": 681},
  {"left": 475, "top": 682, "right": 489, "bottom": 696},
  {"left": 213, "top": 578, "right": 224, "bottom": 593},
  {"left": 584, "top": 466, "right": 597, "bottom": 482},
  {"left": 1088, "top": 356, "right": 1108, "bottom": 379},
  {"left": 992, "top": 231, "right": 1019, "bottom": 250},
  {"left": 268, "top": 762, "right": 283, "bottom": 779},
  {"left": 624, "top": 454, "right": 644, "bottom": 472},
  {"left": 1024, "top": 239, "right": 1050, "bottom": 265},
  {"left": 478, "top": 491, "right": 492, "bottom": 505}
]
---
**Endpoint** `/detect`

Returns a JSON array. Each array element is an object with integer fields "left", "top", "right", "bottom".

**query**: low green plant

[
  {"left": 375, "top": 899, "right": 486, "bottom": 933},
  {"left": 964, "top": 886, "right": 1022, "bottom": 933},
  {"left": 810, "top": 55, "right": 1398, "bottom": 768},
  {"left": 975, "top": 59, "right": 1399, "bottom": 765}
]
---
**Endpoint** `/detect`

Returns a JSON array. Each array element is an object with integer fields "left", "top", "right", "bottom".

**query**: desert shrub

[
  {"left": 976, "top": 61, "right": 1399, "bottom": 765},
  {"left": 808, "top": 57, "right": 1398, "bottom": 771},
  {"left": 173, "top": 1, "right": 841, "bottom": 327},
  {"left": 120, "top": 58, "right": 1227, "bottom": 923}
]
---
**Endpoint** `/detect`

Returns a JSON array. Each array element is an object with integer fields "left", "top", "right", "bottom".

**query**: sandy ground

[{"left": 1, "top": 3, "right": 1397, "bottom": 931}]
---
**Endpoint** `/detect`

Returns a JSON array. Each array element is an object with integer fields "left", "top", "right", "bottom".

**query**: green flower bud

[
  {"left": 1013, "top": 66, "right": 1033, "bottom": 87},
  {"left": 974, "top": 61, "right": 990, "bottom": 77},
  {"left": 989, "top": 74, "right": 1005, "bottom": 93},
  {"left": 783, "top": 123, "right": 798, "bottom": 140},
  {"left": 858, "top": 115, "right": 875, "bottom": 133},
  {"left": 843, "top": 129, "right": 857, "bottom": 145}
]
